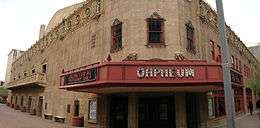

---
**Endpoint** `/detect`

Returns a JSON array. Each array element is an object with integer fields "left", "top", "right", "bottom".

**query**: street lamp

[{"left": 215, "top": 0, "right": 236, "bottom": 128}]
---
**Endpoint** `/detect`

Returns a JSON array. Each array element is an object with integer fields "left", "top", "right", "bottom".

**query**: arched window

[
  {"left": 185, "top": 21, "right": 196, "bottom": 54},
  {"left": 111, "top": 19, "right": 123, "bottom": 52},
  {"left": 147, "top": 12, "right": 165, "bottom": 44},
  {"left": 74, "top": 100, "right": 80, "bottom": 116}
]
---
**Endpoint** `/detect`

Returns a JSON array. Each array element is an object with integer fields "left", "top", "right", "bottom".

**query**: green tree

[
  {"left": 0, "top": 86, "right": 8, "bottom": 97},
  {"left": 246, "top": 71, "right": 260, "bottom": 92}
]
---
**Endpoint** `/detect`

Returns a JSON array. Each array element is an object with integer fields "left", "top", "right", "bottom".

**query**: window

[
  {"left": 248, "top": 68, "right": 250, "bottom": 77},
  {"left": 88, "top": 100, "right": 97, "bottom": 121},
  {"left": 231, "top": 56, "right": 235, "bottom": 68},
  {"left": 210, "top": 41, "right": 215, "bottom": 61},
  {"left": 21, "top": 96, "right": 24, "bottom": 106},
  {"left": 216, "top": 45, "right": 222, "bottom": 63},
  {"left": 91, "top": 35, "right": 96, "bottom": 48},
  {"left": 15, "top": 96, "right": 18, "bottom": 104},
  {"left": 185, "top": 21, "right": 196, "bottom": 54},
  {"left": 45, "top": 103, "right": 47, "bottom": 110},
  {"left": 244, "top": 65, "right": 247, "bottom": 77},
  {"left": 67, "top": 104, "right": 71, "bottom": 113},
  {"left": 147, "top": 12, "right": 165, "bottom": 45},
  {"left": 32, "top": 69, "right": 35, "bottom": 74},
  {"left": 238, "top": 60, "right": 241, "bottom": 72},
  {"left": 235, "top": 58, "right": 238, "bottom": 70},
  {"left": 74, "top": 100, "right": 80, "bottom": 116},
  {"left": 42, "top": 64, "right": 47, "bottom": 73},
  {"left": 111, "top": 19, "right": 122, "bottom": 52}
]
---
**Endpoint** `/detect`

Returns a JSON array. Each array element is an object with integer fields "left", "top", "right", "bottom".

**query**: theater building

[{"left": 6, "top": 0, "right": 259, "bottom": 128}]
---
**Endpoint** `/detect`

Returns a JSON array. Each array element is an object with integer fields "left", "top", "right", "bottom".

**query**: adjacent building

[
  {"left": 5, "top": 0, "right": 259, "bottom": 128},
  {"left": 249, "top": 45, "right": 260, "bottom": 62},
  {"left": 5, "top": 49, "right": 24, "bottom": 84}
]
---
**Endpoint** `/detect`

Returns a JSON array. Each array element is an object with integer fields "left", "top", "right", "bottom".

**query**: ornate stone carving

[
  {"left": 149, "top": 12, "right": 163, "bottom": 19},
  {"left": 85, "top": 8, "right": 91, "bottom": 18},
  {"left": 112, "top": 18, "right": 121, "bottom": 26},
  {"left": 123, "top": 53, "right": 138, "bottom": 61},
  {"left": 96, "top": 0, "right": 101, "bottom": 14},
  {"left": 75, "top": 15, "right": 81, "bottom": 25},
  {"left": 175, "top": 53, "right": 186, "bottom": 61}
]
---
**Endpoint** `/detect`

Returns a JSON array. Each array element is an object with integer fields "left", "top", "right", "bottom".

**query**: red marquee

[{"left": 60, "top": 60, "right": 223, "bottom": 93}]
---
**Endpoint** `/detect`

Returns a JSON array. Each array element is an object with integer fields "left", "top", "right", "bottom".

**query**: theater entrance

[
  {"left": 186, "top": 94, "right": 200, "bottom": 128},
  {"left": 109, "top": 95, "right": 128, "bottom": 128},
  {"left": 138, "top": 94, "right": 176, "bottom": 128}
]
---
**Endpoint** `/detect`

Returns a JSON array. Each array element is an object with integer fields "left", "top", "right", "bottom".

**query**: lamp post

[{"left": 215, "top": 0, "right": 236, "bottom": 127}]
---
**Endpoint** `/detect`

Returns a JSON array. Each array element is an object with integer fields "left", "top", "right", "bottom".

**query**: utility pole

[{"left": 215, "top": 0, "right": 236, "bottom": 128}]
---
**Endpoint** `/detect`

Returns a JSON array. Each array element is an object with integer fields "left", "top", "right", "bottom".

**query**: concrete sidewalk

[
  {"left": 0, "top": 103, "right": 82, "bottom": 128},
  {"left": 236, "top": 113, "right": 260, "bottom": 128}
]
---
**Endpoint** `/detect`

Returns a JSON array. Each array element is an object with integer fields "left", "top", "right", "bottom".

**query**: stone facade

[{"left": 5, "top": 0, "right": 259, "bottom": 128}]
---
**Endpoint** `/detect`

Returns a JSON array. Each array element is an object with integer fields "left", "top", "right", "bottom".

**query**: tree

[
  {"left": 0, "top": 86, "right": 8, "bottom": 103},
  {"left": 246, "top": 71, "right": 260, "bottom": 92},
  {"left": 0, "top": 86, "right": 8, "bottom": 97}
]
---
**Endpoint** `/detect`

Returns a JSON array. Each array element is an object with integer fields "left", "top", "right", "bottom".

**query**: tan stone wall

[{"left": 7, "top": 0, "right": 259, "bottom": 127}]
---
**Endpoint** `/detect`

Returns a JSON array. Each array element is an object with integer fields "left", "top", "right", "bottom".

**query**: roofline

[{"left": 8, "top": 49, "right": 24, "bottom": 56}]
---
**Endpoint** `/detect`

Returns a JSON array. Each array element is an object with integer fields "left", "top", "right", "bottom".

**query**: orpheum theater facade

[{"left": 6, "top": 0, "right": 259, "bottom": 128}]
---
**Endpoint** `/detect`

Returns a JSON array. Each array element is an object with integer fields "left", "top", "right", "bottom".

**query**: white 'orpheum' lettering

[{"left": 136, "top": 67, "right": 195, "bottom": 78}]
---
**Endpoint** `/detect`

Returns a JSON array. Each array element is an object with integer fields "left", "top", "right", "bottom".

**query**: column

[
  {"left": 198, "top": 93, "right": 208, "bottom": 128},
  {"left": 128, "top": 94, "right": 138, "bottom": 128},
  {"left": 97, "top": 95, "right": 108, "bottom": 128},
  {"left": 175, "top": 93, "right": 187, "bottom": 128},
  {"left": 252, "top": 90, "right": 256, "bottom": 112},
  {"left": 243, "top": 87, "right": 248, "bottom": 113}
]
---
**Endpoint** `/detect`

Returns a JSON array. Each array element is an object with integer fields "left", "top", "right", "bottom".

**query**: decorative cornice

[
  {"left": 199, "top": 0, "right": 258, "bottom": 65},
  {"left": 13, "top": 0, "right": 104, "bottom": 66}
]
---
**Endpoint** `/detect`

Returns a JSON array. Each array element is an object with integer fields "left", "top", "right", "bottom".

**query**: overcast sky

[{"left": 0, "top": 0, "right": 260, "bottom": 81}]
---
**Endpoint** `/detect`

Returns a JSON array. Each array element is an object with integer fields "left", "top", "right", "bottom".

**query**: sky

[{"left": 0, "top": 0, "right": 260, "bottom": 81}]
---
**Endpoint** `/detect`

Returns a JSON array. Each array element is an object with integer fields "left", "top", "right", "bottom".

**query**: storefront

[
  {"left": 207, "top": 69, "right": 245, "bottom": 119},
  {"left": 60, "top": 60, "right": 223, "bottom": 128},
  {"left": 7, "top": 82, "right": 45, "bottom": 116}
]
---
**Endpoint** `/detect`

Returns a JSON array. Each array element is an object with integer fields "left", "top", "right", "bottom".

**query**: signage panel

[{"left": 64, "top": 68, "right": 97, "bottom": 85}]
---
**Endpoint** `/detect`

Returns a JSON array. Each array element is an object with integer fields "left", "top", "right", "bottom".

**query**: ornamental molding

[
  {"left": 148, "top": 12, "right": 164, "bottom": 20},
  {"left": 199, "top": 0, "right": 257, "bottom": 64},
  {"left": 123, "top": 53, "right": 138, "bottom": 61},
  {"left": 13, "top": 0, "right": 104, "bottom": 65},
  {"left": 112, "top": 18, "right": 122, "bottom": 26}
]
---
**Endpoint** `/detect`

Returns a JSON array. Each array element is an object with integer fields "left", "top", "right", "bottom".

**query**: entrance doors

[
  {"left": 28, "top": 96, "right": 32, "bottom": 110},
  {"left": 186, "top": 94, "right": 200, "bottom": 128},
  {"left": 38, "top": 96, "right": 43, "bottom": 117},
  {"left": 20, "top": 96, "right": 24, "bottom": 107},
  {"left": 109, "top": 96, "right": 128, "bottom": 128},
  {"left": 138, "top": 95, "right": 176, "bottom": 128}
]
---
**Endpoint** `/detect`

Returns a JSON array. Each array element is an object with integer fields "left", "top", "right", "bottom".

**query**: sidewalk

[
  {"left": 0, "top": 104, "right": 82, "bottom": 128},
  {"left": 236, "top": 113, "right": 260, "bottom": 128}
]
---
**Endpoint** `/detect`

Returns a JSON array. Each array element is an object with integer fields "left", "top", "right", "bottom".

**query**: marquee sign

[
  {"left": 64, "top": 68, "right": 97, "bottom": 85},
  {"left": 137, "top": 67, "right": 195, "bottom": 78},
  {"left": 60, "top": 61, "right": 223, "bottom": 93}
]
